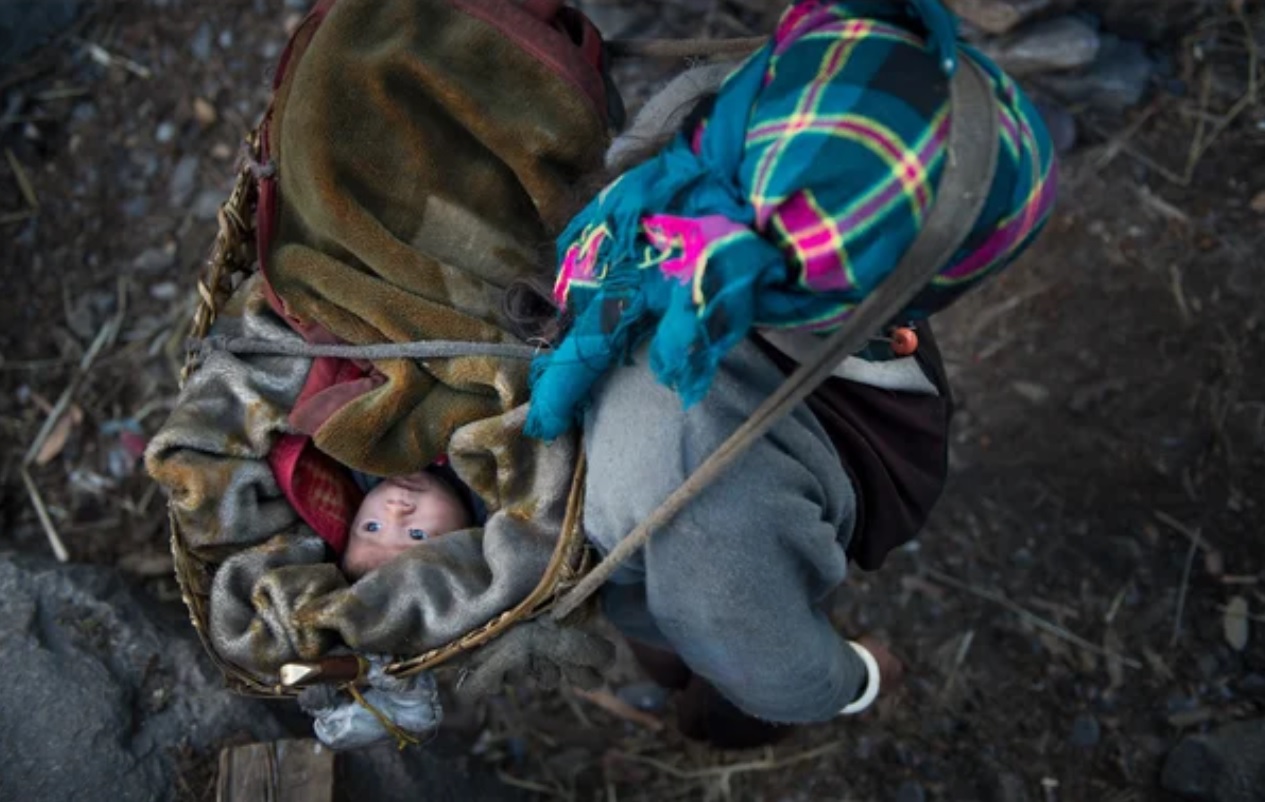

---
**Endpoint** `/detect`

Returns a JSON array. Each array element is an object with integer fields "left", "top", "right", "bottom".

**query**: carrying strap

[{"left": 550, "top": 51, "right": 1001, "bottom": 621}]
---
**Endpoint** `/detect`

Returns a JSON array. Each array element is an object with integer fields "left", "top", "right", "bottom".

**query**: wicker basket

[
  {"left": 170, "top": 31, "right": 769, "bottom": 696},
  {"left": 171, "top": 130, "right": 593, "bottom": 698}
]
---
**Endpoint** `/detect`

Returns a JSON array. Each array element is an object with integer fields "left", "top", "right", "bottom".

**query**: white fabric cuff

[{"left": 840, "top": 641, "right": 881, "bottom": 715}]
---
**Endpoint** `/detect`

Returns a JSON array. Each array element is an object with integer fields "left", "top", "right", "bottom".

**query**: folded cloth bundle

[
  {"left": 262, "top": 0, "right": 614, "bottom": 476},
  {"left": 147, "top": 0, "right": 615, "bottom": 678}
]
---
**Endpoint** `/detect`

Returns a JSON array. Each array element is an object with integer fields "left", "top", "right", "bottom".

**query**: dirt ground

[{"left": 1, "top": 1, "right": 1262, "bottom": 800}]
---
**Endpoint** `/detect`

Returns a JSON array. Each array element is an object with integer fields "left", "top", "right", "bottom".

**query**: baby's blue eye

[
  {"left": 408, "top": 529, "right": 427, "bottom": 541},
  {"left": 364, "top": 521, "right": 381, "bottom": 533}
]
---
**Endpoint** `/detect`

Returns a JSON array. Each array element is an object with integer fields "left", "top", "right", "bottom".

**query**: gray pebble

[
  {"left": 1239, "top": 674, "right": 1265, "bottom": 697},
  {"left": 190, "top": 22, "right": 212, "bottom": 62},
  {"left": 1162, "top": 718, "right": 1265, "bottom": 802},
  {"left": 192, "top": 188, "right": 223, "bottom": 221},
  {"left": 986, "top": 772, "right": 1032, "bottom": 802},
  {"left": 1198, "top": 652, "right": 1221, "bottom": 679},
  {"left": 615, "top": 681, "right": 669, "bottom": 712},
  {"left": 131, "top": 245, "right": 174, "bottom": 274},
  {"left": 945, "top": 0, "right": 1053, "bottom": 36},
  {"left": 121, "top": 196, "right": 151, "bottom": 219},
  {"left": 1070, "top": 713, "right": 1101, "bottom": 748},
  {"left": 149, "top": 281, "right": 179, "bottom": 301},
  {"left": 167, "top": 154, "right": 200, "bottom": 205},
  {"left": 895, "top": 780, "right": 926, "bottom": 802},
  {"left": 154, "top": 120, "right": 176, "bottom": 144},
  {"left": 574, "top": 1, "right": 654, "bottom": 39},
  {"left": 1038, "top": 36, "right": 1156, "bottom": 110},
  {"left": 982, "top": 16, "right": 1100, "bottom": 77},
  {"left": 218, "top": 29, "right": 233, "bottom": 49},
  {"left": 1034, "top": 98, "right": 1076, "bottom": 154}
]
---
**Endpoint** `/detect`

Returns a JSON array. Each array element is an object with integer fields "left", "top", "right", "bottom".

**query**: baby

[{"left": 342, "top": 468, "right": 474, "bottom": 578}]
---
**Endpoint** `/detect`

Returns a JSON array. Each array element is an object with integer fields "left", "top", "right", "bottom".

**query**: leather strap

[{"left": 551, "top": 53, "right": 1001, "bottom": 620}]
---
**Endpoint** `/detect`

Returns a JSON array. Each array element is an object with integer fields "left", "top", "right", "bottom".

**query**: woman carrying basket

[
  {"left": 481, "top": 0, "right": 1057, "bottom": 747},
  {"left": 147, "top": 0, "right": 1055, "bottom": 751}
]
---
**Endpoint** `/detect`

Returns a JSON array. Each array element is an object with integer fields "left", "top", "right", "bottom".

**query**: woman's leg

[{"left": 583, "top": 339, "right": 870, "bottom": 724}]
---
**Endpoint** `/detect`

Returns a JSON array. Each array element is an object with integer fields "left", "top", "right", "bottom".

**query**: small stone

[
  {"left": 1239, "top": 674, "right": 1265, "bottom": 697},
  {"left": 1034, "top": 98, "right": 1077, "bottom": 154},
  {"left": 986, "top": 772, "right": 1032, "bottom": 802},
  {"left": 211, "top": 141, "right": 234, "bottom": 161},
  {"left": 154, "top": 120, "right": 176, "bottom": 144},
  {"left": 575, "top": 0, "right": 654, "bottom": 38},
  {"left": 1250, "top": 191, "right": 1265, "bottom": 214},
  {"left": 131, "top": 244, "right": 175, "bottom": 274},
  {"left": 1162, "top": 719, "right": 1265, "bottom": 802},
  {"left": 1010, "top": 546, "right": 1035, "bottom": 568},
  {"left": 1068, "top": 377, "right": 1126, "bottom": 414},
  {"left": 615, "top": 681, "right": 669, "bottom": 712},
  {"left": 190, "top": 22, "right": 212, "bottom": 62},
  {"left": 1038, "top": 36, "right": 1156, "bottom": 110},
  {"left": 120, "top": 196, "right": 150, "bottom": 219},
  {"left": 895, "top": 780, "right": 926, "bottom": 802},
  {"left": 192, "top": 188, "right": 223, "bottom": 221},
  {"left": 983, "top": 16, "right": 1100, "bottom": 77},
  {"left": 167, "top": 154, "right": 200, "bottom": 205},
  {"left": 1204, "top": 549, "right": 1225, "bottom": 577},
  {"left": 149, "top": 281, "right": 179, "bottom": 301},
  {"left": 192, "top": 97, "right": 217, "bottom": 127},
  {"left": 1011, "top": 380, "right": 1050, "bottom": 404},
  {"left": 1197, "top": 652, "right": 1221, "bottom": 679},
  {"left": 1069, "top": 713, "right": 1101, "bottom": 748},
  {"left": 945, "top": 0, "right": 1053, "bottom": 35},
  {"left": 71, "top": 102, "right": 96, "bottom": 124},
  {"left": 1224, "top": 596, "right": 1250, "bottom": 652},
  {"left": 217, "top": 29, "right": 234, "bottom": 49}
]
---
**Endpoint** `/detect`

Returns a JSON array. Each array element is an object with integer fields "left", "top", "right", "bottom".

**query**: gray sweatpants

[{"left": 582, "top": 339, "right": 867, "bottom": 723}]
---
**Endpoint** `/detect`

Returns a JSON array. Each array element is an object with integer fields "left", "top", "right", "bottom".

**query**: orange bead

[{"left": 890, "top": 326, "right": 919, "bottom": 356}]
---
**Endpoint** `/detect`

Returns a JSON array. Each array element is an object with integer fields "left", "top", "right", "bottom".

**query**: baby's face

[{"left": 342, "top": 472, "right": 472, "bottom": 578}]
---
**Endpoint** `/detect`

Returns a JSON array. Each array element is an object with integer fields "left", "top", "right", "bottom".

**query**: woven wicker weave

[{"left": 171, "top": 131, "right": 592, "bottom": 697}]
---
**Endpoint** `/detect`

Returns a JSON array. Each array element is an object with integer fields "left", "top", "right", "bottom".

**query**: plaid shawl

[{"left": 526, "top": 0, "right": 1057, "bottom": 440}]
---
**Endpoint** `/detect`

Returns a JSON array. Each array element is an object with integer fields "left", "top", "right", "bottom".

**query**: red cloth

[
  {"left": 268, "top": 433, "right": 363, "bottom": 555},
  {"left": 267, "top": 356, "right": 374, "bottom": 555}
]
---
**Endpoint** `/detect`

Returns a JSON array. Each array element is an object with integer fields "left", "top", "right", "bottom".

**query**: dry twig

[
  {"left": 572, "top": 688, "right": 664, "bottom": 732},
  {"left": 611, "top": 741, "right": 840, "bottom": 782},
  {"left": 23, "top": 291, "right": 124, "bottom": 466},
  {"left": 79, "top": 39, "right": 152, "bottom": 79},
  {"left": 20, "top": 467, "right": 69, "bottom": 562},
  {"left": 1171, "top": 536, "right": 1200, "bottom": 647},
  {"left": 1168, "top": 263, "right": 1193, "bottom": 326},
  {"left": 924, "top": 569, "right": 1143, "bottom": 669},
  {"left": 496, "top": 771, "right": 565, "bottom": 798},
  {"left": 1154, "top": 510, "right": 1209, "bottom": 551},
  {"left": 607, "top": 36, "right": 766, "bottom": 60},
  {"left": 20, "top": 280, "right": 127, "bottom": 562},
  {"left": 5, "top": 148, "right": 38, "bottom": 209}
]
